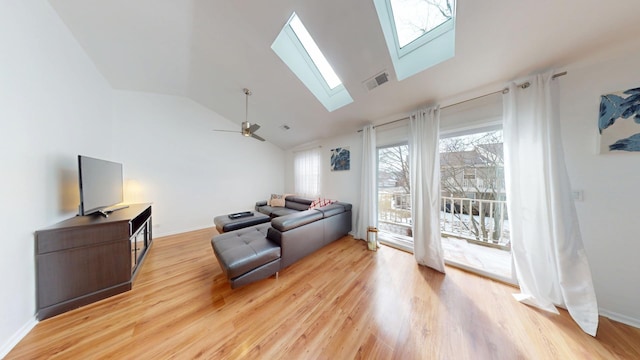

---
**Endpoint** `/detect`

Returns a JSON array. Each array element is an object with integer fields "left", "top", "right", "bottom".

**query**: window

[
  {"left": 272, "top": 13, "right": 353, "bottom": 111},
  {"left": 373, "top": 0, "right": 456, "bottom": 80},
  {"left": 389, "top": 0, "right": 453, "bottom": 48},
  {"left": 440, "top": 129, "right": 513, "bottom": 282},
  {"left": 377, "top": 143, "right": 413, "bottom": 251},
  {"left": 294, "top": 147, "right": 321, "bottom": 197},
  {"left": 375, "top": 126, "right": 512, "bottom": 277}
]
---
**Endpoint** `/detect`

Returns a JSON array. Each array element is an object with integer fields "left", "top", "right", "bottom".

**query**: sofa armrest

[
  {"left": 267, "top": 220, "right": 325, "bottom": 268},
  {"left": 271, "top": 210, "right": 323, "bottom": 232},
  {"left": 256, "top": 200, "right": 268, "bottom": 207}
]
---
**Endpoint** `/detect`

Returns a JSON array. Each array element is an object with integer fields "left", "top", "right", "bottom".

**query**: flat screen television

[{"left": 78, "top": 155, "right": 125, "bottom": 216}]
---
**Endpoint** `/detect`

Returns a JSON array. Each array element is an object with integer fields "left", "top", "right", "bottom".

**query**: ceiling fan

[{"left": 213, "top": 88, "right": 265, "bottom": 142}]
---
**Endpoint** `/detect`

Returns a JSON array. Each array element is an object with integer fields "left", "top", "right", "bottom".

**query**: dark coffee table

[{"left": 214, "top": 211, "right": 270, "bottom": 233}]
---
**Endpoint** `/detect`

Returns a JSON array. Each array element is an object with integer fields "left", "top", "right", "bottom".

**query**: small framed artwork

[
  {"left": 599, "top": 87, "right": 640, "bottom": 153},
  {"left": 330, "top": 147, "right": 350, "bottom": 171}
]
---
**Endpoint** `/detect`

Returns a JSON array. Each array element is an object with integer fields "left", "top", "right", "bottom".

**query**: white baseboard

[
  {"left": 0, "top": 317, "right": 38, "bottom": 359},
  {"left": 154, "top": 224, "right": 215, "bottom": 238},
  {"left": 600, "top": 308, "right": 640, "bottom": 329}
]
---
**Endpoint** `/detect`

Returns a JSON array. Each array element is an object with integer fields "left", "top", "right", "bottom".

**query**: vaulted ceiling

[{"left": 48, "top": 0, "right": 640, "bottom": 149}]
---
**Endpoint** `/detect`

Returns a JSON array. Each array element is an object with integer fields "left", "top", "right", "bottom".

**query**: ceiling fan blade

[
  {"left": 212, "top": 129, "right": 240, "bottom": 133},
  {"left": 251, "top": 133, "right": 266, "bottom": 142},
  {"left": 248, "top": 123, "right": 261, "bottom": 132}
]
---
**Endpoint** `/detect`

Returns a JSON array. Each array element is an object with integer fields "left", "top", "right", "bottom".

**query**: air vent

[{"left": 363, "top": 71, "right": 390, "bottom": 91}]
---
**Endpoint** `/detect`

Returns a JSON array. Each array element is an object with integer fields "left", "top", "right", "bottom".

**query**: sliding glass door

[
  {"left": 377, "top": 143, "right": 413, "bottom": 251},
  {"left": 439, "top": 129, "right": 514, "bottom": 283},
  {"left": 376, "top": 132, "right": 515, "bottom": 283}
]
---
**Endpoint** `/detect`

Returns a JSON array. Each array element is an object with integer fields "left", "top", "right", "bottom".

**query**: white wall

[
  {"left": 113, "top": 91, "right": 285, "bottom": 236},
  {"left": 0, "top": 1, "right": 285, "bottom": 356},
  {"left": 0, "top": 0, "right": 114, "bottom": 355},
  {"left": 558, "top": 38, "right": 640, "bottom": 327},
  {"left": 285, "top": 133, "right": 362, "bottom": 234}
]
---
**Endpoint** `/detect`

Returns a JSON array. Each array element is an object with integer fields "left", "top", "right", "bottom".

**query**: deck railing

[{"left": 377, "top": 193, "right": 510, "bottom": 248}]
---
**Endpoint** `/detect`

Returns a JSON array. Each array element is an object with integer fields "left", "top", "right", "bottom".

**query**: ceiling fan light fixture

[
  {"left": 212, "top": 88, "right": 265, "bottom": 142},
  {"left": 242, "top": 121, "right": 251, "bottom": 136}
]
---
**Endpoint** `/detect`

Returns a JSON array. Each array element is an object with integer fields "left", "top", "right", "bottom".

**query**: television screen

[{"left": 78, "top": 155, "right": 124, "bottom": 216}]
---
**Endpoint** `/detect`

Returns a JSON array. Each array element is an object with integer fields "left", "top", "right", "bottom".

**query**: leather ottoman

[
  {"left": 214, "top": 211, "right": 270, "bottom": 233},
  {"left": 211, "top": 223, "right": 281, "bottom": 288}
]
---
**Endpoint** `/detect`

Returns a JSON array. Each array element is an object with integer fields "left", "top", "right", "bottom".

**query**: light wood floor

[{"left": 8, "top": 228, "right": 640, "bottom": 359}]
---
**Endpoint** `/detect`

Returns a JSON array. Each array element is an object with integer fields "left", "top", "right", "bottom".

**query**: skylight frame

[
  {"left": 374, "top": 0, "right": 456, "bottom": 80},
  {"left": 284, "top": 22, "right": 342, "bottom": 96},
  {"left": 288, "top": 14, "right": 342, "bottom": 90},
  {"left": 387, "top": 0, "right": 455, "bottom": 55},
  {"left": 271, "top": 12, "right": 353, "bottom": 112}
]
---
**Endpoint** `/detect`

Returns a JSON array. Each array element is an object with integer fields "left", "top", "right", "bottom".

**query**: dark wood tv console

[{"left": 35, "top": 203, "right": 152, "bottom": 320}]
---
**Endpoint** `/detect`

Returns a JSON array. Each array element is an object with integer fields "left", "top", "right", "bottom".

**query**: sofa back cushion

[{"left": 285, "top": 196, "right": 313, "bottom": 211}]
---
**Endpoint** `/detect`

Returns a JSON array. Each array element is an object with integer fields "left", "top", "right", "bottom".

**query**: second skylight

[{"left": 390, "top": 0, "right": 453, "bottom": 48}]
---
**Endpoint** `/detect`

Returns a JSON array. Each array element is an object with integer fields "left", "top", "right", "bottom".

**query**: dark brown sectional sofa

[{"left": 211, "top": 197, "right": 352, "bottom": 288}]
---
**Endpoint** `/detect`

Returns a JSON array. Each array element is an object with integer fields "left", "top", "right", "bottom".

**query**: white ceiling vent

[{"left": 363, "top": 71, "right": 390, "bottom": 91}]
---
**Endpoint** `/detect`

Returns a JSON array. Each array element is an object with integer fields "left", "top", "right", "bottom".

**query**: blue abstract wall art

[
  {"left": 330, "top": 147, "right": 350, "bottom": 171},
  {"left": 599, "top": 87, "right": 640, "bottom": 152}
]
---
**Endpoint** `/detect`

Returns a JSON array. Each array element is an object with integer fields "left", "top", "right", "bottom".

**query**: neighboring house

[{"left": 440, "top": 143, "right": 505, "bottom": 201}]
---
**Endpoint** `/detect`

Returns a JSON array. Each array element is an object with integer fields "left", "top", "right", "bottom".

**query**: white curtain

[
  {"left": 409, "top": 105, "right": 445, "bottom": 273},
  {"left": 503, "top": 70, "right": 599, "bottom": 336},
  {"left": 294, "top": 147, "right": 321, "bottom": 197},
  {"left": 355, "top": 125, "right": 377, "bottom": 240}
]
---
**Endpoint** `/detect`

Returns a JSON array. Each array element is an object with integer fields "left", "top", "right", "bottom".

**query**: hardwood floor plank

[{"left": 7, "top": 227, "right": 640, "bottom": 359}]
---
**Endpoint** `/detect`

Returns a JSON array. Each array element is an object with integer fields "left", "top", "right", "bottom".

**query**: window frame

[
  {"left": 293, "top": 147, "right": 322, "bottom": 198},
  {"left": 373, "top": 0, "right": 456, "bottom": 80},
  {"left": 385, "top": 0, "right": 455, "bottom": 57},
  {"left": 271, "top": 12, "right": 353, "bottom": 111},
  {"left": 376, "top": 142, "right": 414, "bottom": 252}
]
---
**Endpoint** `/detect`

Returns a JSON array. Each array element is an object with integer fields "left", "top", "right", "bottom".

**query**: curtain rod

[{"left": 358, "top": 71, "right": 567, "bottom": 132}]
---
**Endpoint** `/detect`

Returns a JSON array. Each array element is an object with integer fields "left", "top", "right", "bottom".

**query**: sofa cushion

[
  {"left": 285, "top": 196, "right": 313, "bottom": 206},
  {"left": 211, "top": 223, "right": 280, "bottom": 279},
  {"left": 270, "top": 194, "right": 286, "bottom": 207},
  {"left": 214, "top": 211, "right": 271, "bottom": 233},
  {"left": 285, "top": 198, "right": 311, "bottom": 211},
  {"left": 309, "top": 198, "right": 336, "bottom": 209},
  {"left": 271, "top": 209, "right": 324, "bottom": 232},
  {"left": 256, "top": 205, "right": 299, "bottom": 218},
  {"left": 269, "top": 207, "right": 299, "bottom": 217}
]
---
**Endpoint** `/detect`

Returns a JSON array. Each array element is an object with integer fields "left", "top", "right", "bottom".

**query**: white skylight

[
  {"left": 271, "top": 12, "right": 353, "bottom": 112},
  {"left": 374, "top": 0, "right": 456, "bottom": 80},
  {"left": 289, "top": 14, "right": 342, "bottom": 89},
  {"left": 389, "top": 0, "right": 453, "bottom": 48}
]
